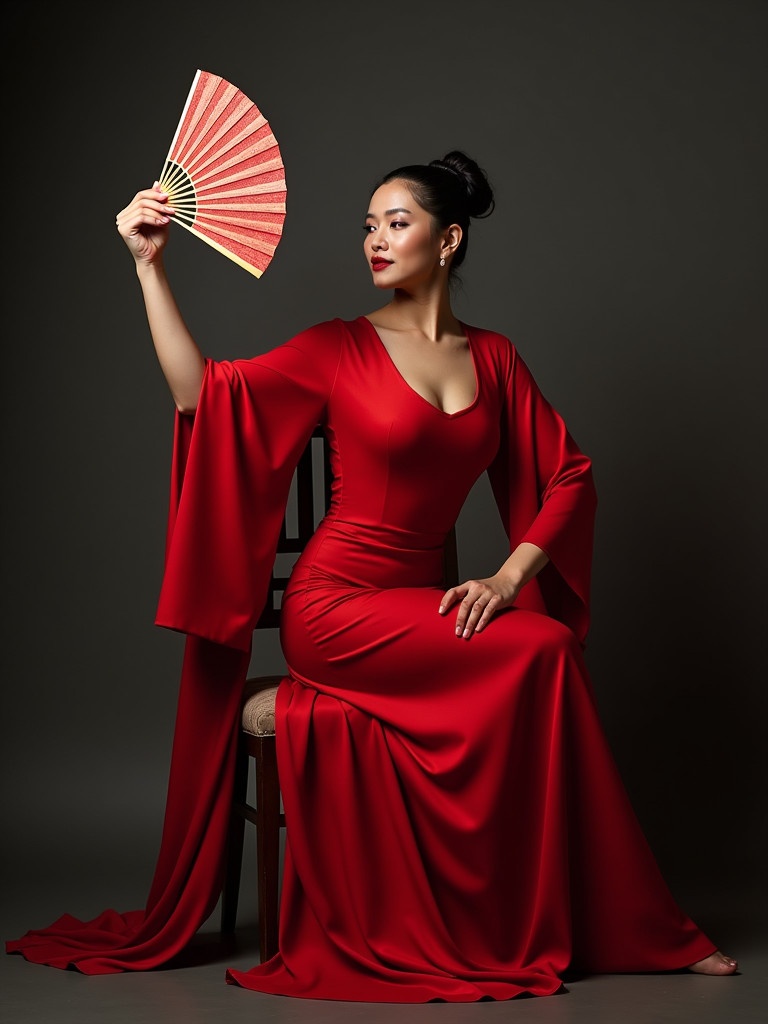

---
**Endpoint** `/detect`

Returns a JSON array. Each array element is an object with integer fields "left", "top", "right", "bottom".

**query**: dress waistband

[
  {"left": 288, "top": 517, "right": 451, "bottom": 592},
  {"left": 322, "top": 517, "right": 449, "bottom": 552}
]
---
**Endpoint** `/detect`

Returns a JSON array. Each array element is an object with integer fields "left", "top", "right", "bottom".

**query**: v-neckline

[{"left": 359, "top": 316, "right": 480, "bottom": 419}]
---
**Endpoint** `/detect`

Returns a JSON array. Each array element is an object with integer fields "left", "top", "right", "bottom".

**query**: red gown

[{"left": 7, "top": 317, "right": 716, "bottom": 999}]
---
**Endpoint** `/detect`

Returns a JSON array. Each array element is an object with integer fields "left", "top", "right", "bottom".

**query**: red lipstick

[{"left": 371, "top": 258, "right": 393, "bottom": 272}]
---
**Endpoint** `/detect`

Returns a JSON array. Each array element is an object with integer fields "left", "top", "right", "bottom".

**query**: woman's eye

[
  {"left": 362, "top": 224, "right": 375, "bottom": 233},
  {"left": 391, "top": 221, "right": 408, "bottom": 229}
]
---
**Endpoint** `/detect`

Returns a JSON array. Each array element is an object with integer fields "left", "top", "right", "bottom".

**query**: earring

[{"left": 439, "top": 257, "right": 446, "bottom": 267}]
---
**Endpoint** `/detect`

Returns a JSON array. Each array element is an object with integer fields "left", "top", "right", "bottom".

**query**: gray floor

[{"left": 2, "top": 867, "right": 765, "bottom": 1024}]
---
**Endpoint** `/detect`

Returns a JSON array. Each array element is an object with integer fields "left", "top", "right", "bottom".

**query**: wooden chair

[{"left": 220, "top": 425, "right": 459, "bottom": 962}]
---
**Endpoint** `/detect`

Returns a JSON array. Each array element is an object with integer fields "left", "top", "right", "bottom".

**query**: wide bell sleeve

[
  {"left": 486, "top": 340, "right": 597, "bottom": 645},
  {"left": 155, "top": 319, "right": 344, "bottom": 652},
  {"left": 5, "top": 320, "right": 345, "bottom": 974}
]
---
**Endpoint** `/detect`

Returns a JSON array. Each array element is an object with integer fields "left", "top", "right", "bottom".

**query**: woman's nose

[{"left": 371, "top": 232, "right": 388, "bottom": 251}]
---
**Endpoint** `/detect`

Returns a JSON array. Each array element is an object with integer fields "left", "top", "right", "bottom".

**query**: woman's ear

[{"left": 440, "top": 223, "right": 463, "bottom": 261}]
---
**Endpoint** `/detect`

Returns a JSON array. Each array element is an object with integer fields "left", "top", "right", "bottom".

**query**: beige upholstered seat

[{"left": 241, "top": 678, "right": 281, "bottom": 737}]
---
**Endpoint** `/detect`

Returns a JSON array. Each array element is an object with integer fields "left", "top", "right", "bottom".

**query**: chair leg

[
  {"left": 221, "top": 730, "right": 249, "bottom": 934},
  {"left": 255, "top": 735, "right": 281, "bottom": 963}
]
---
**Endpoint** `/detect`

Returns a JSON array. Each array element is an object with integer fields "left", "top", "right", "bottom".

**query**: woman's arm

[
  {"left": 485, "top": 340, "right": 597, "bottom": 645},
  {"left": 441, "top": 333, "right": 597, "bottom": 643},
  {"left": 116, "top": 184, "right": 205, "bottom": 412}
]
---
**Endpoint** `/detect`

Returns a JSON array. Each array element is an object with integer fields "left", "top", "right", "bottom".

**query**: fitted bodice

[
  {"left": 288, "top": 317, "right": 504, "bottom": 593},
  {"left": 322, "top": 317, "right": 503, "bottom": 537}
]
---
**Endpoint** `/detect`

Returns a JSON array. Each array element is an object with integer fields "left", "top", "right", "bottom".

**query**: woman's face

[{"left": 363, "top": 180, "right": 443, "bottom": 289}]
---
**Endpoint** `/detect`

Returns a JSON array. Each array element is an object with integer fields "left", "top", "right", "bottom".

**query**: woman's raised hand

[
  {"left": 114, "top": 183, "right": 204, "bottom": 411},
  {"left": 115, "top": 183, "right": 175, "bottom": 266}
]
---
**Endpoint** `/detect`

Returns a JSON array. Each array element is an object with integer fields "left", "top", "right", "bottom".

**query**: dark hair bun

[{"left": 430, "top": 150, "right": 495, "bottom": 219}]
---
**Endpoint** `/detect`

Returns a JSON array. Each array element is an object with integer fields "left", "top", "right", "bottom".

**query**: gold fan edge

[{"left": 171, "top": 216, "right": 266, "bottom": 278}]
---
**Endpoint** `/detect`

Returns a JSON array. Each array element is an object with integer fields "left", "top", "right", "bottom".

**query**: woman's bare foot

[{"left": 688, "top": 951, "right": 738, "bottom": 975}]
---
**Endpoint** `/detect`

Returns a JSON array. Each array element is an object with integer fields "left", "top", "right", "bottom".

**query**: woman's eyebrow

[{"left": 365, "top": 207, "right": 413, "bottom": 218}]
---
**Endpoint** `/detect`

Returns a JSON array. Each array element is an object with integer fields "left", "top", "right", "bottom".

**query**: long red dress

[{"left": 7, "top": 317, "right": 716, "bottom": 999}]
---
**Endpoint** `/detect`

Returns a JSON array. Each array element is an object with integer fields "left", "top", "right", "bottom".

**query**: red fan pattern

[{"left": 158, "top": 70, "right": 286, "bottom": 277}]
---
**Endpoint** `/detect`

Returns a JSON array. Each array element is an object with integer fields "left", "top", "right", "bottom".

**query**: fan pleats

[{"left": 158, "top": 70, "right": 286, "bottom": 277}]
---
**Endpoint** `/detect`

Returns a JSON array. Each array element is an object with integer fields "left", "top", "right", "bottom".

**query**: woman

[{"left": 8, "top": 152, "right": 736, "bottom": 998}]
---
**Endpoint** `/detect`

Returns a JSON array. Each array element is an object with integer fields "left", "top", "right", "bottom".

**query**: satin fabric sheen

[{"left": 7, "top": 318, "right": 715, "bottom": 999}]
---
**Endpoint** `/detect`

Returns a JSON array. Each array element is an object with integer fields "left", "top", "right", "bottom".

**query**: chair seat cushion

[{"left": 241, "top": 676, "right": 284, "bottom": 737}]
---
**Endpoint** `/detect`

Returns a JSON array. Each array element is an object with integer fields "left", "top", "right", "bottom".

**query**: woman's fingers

[
  {"left": 438, "top": 585, "right": 460, "bottom": 613},
  {"left": 116, "top": 187, "right": 174, "bottom": 234},
  {"left": 115, "top": 185, "right": 175, "bottom": 261},
  {"left": 456, "top": 587, "right": 495, "bottom": 638},
  {"left": 439, "top": 581, "right": 508, "bottom": 639},
  {"left": 469, "top": 593, "right": 502, "bottom": 635}
]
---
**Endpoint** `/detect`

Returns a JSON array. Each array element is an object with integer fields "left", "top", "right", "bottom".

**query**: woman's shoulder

[
  {"left": 287, "top": 317, "right": 351, "bottom": 346},
  {"left": 464, "top": 321, "right": 514, "bottom": 347},
  {"left": 224, "top": 319, "right": 348, "bottom": 384},
  {"left": 286, "top": 316, "right": 381, "bottom": 349},
  {"left": 259, "top": 317, "right": 351, "bottom": 362},
  {"left": 464, "top": 322, "right": 521, "bottom": 370},
  {"left": 464, "top": 324, "right": 545, "bottom": 397}
]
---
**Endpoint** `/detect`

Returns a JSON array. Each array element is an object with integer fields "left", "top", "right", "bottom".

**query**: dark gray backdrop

[{"left": 2, "top": 0, "right": 765, "bottom": 946}]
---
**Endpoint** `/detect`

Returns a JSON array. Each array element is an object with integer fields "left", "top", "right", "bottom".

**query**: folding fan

[{"left": 158, "top": 69, "right": 286, "bottom": 277}]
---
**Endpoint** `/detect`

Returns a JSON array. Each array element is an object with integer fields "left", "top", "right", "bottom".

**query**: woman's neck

[{"left": 369, "top": 285, "right": 461, "bottom": 342}]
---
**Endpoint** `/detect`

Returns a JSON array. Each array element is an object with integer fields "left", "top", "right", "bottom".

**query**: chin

[{"left": 370, "top": 269, "right": 416, "bottom": 291}]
